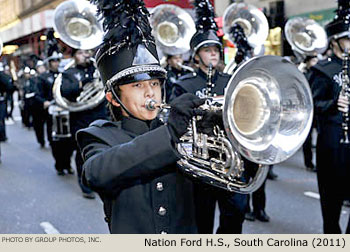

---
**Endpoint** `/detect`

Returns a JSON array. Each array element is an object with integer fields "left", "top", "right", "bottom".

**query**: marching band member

[
  {"left": 0, "top": 62, "right": 14, "bottom": 162},
  {"left": 35, "top": 30, "right": 74, "bottom": 176},
  {"left": 30, "top": 60, "right": 47, "bottom": 148},
  {"left": 170, "top": 0, "right": 247, "bottom": 234},
  {"left": 76, "top": 0, "right": 210, "bottom": 233},
  {"left": 309, "top": 0, "right": 350, "bottom": 233},
  {"left": 164, "top": 54, "right": 193, "bottom": 102},
  {"left": 60, "top": 48, "right": 109, "bottom": 199}
]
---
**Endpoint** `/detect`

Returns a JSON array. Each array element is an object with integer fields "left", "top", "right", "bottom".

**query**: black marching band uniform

[
  {"left": 0, "top": 65, "right": 14, "bottom": 142},
  {"left": 0, "top": 65, "right": 15, "bottom": 160},
  {"left": 170, "top": 0, "right": 247, "bottom": 234},
  {"left": 171, "top": 67, "right": 228, "bottom": 99},
  {"left": 309, "top": 0, "right": 350, "bottom": 233},
  {"left": 30, "top": 61, "right": 47, "bottom": 147},
  {"left": 35, "top": 31, "right": 73, "bottom": 175},
  {"left": 18, "top": 67, "right": 33, "bottom": 128},
  {"left": 60, "top": 50, "right": 109, "bottom": 198},
  {"left": 164, "top": 56, "right": 192, "bottom": 102},
  {"left": 76, "top": 0, "right": 203, "bottom": 233}
]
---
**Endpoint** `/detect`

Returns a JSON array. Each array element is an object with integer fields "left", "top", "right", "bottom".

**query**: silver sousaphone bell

[
  {"left": 150, "top": 4, "right": 196, "bottom": 55},
  {"left": 53, "top": 0, "right": 103, "bottom": 50},
  {"left": 223, "top": 2, "right": 269, "bottom": 74},
  {"left": 284, "top": 17, "right": 328, "bottom": 59}
]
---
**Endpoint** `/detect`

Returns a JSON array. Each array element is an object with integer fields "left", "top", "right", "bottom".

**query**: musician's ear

[
  {"left": 106, "top": 92, "right": 121, "bottom": 107},
  {"left": 194, "top": 54, "right": 200, "bottom": 64}
]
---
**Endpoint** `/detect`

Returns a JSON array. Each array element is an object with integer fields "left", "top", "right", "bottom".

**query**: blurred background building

[{"left": 0, "top": 0, "right": 338, "bottom": 69}]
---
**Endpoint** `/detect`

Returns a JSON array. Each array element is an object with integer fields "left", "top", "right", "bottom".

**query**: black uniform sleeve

[
  {"left": 309, "top": 69, "right": 338, "bottom": 115},
  {"left": 34, "top": 76, "right": 48, "bottom": 107},
  {"left": 77, "top": 125, "right": 181, "bottom": 193}
]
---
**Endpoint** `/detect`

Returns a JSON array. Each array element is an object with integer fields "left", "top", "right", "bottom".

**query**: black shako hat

[
  {"left": 45, "top": 29, "right": 63, "bottom": 63},
  {"left": 90, "top": 0, "right": 166, "bottom": 89},
  {"left": 190, "top": 0, "right": 222, "bottom": 56},
  {"left": 326, "top": 0, "right": 350, "bottom": 40}
]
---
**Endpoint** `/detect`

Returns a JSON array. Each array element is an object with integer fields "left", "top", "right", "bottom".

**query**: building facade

[{"left": 0, "top": 0, "right": 339, "bottom": 58}]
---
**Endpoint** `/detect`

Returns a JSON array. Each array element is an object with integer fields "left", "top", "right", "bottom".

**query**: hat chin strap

[
  {"left": 198, "top": 55, "right": 215, "bottom": 73},
  {"left": 197, "top": 54, "right": 211, "bottom": 69},
  {"left": 336, "top": 39, "right": 345, "bottom": 54}
]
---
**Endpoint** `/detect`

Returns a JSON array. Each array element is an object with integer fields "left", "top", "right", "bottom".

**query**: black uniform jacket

[
  {"left": 60, "top": 64, "right": 109, "bottom": 136},
  {"left": 310, "top": 55, "right": 350, "bottom": 199},
  {"left": 170, "top": 68, "right": 230, "bottom": 100},
  {"left": 309, "top": 55, "right": 344, "bottom": 146},
  {"left": 0, "top": 72, "right": 14, "bottom": 97},
  {"left": 165, "top": 65, "right": 191, "bottom": 102},
  {"left": 76, "top": 117, "right": 197, "bottom": 234},
  {"left": 35, "top": 70, "right": 59, "bottom": 107}
]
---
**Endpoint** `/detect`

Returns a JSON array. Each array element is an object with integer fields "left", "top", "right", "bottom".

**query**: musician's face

[
  {"left": 116, "top": 79, "right": 162, "bottom": 121},
  {"left": 332, "top": 37, "right": 350, "bottom": 58},
  {"left": 49, "top": 60, "right": 60, "bottom": 72},
  {"left": 36, "top": 65, "right": 46, "bottom": 74},
  {"left": 168, "top": 55, "right": 183, "bottom": 70},
  {"left": 339, "top": 37, "right": 350, "bottom": 51},
  {"left": 74, "top": 50, "right": 90, "bottom": 66},
  {"left": 196, "top": 46, "right": 220, "bottom": 68}
]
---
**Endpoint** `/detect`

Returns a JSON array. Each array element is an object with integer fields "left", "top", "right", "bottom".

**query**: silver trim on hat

[
  {"left": 331, "top": 31, "right": 350, "bottom": 41},
  {"left": 106, "top": 65, "right": 167, "bottom": 87}
]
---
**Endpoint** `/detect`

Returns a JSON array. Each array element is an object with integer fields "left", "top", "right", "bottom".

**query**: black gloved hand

[
  {"left": 197, "top": 110, "right": 224, "bottom": 136},
  {"left": 167, "top": 93, "right": 205, "bottom": 143}
]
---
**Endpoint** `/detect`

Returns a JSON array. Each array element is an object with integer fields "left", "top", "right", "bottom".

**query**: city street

[{"left": 0, "top": 105, "right": 349, "bottom": 234}]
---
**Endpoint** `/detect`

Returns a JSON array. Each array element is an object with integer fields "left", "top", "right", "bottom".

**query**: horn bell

[
  {"left": 223, "top": 3, "right": 269, "bottom": 49},
  {"left": 285, "top": 17, "right": 328, "bottom": 56},
  {"left": 150, "top": 4, "right": 196, "bottom": 55},
  {"left": 223, "top": 55, "right": 313, "bottom": 164},
  {"left": 53, "top": 0, "right": 103, "bottom": 50}
]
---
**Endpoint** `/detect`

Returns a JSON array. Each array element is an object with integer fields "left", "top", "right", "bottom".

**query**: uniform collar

[
  {"left": 167, "top": 65, "right": 185, "bottom": 75},
  {"left": 49, "top": 70, "right": 59, "bottom": 75},
  {"left": 197, "top": 67, "right": 219, "bottom": 83},
  {"left": 331, "top": 54, "right": 342, "bottom": 65},
  {"left": 121, "top": 116, "right": 161, "bottom": 136}
]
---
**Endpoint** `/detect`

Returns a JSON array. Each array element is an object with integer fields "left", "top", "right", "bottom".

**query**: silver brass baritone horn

[{"left": 147, "top": 56, "right": 313, "bottom": 193}]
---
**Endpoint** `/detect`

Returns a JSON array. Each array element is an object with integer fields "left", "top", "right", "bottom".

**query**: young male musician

[{"left": 76, "top": 0, "right": 209, "bottom": 233}]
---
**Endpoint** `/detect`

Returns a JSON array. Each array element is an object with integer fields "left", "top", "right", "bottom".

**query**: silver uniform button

[
  {"left": 160, "top": 231, "right": 167, "bottom": 234},
  {"left": 156, "top": 182, "right": 164, "bottom": 191},
  {"left": 158, "top": 206, "right": 167, "bottom": 216}
]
